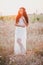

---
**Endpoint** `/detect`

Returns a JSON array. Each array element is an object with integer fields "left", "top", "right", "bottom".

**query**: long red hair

[{"left": 16, "top": 7, "right": 29, "bottom": 25}]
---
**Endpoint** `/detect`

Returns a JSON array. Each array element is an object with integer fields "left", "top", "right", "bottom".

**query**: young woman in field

[{"left": 14, "top": 7, "right": 29, "bottom": 55}]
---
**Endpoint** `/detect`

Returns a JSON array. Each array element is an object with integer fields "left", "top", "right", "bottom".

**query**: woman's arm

[
  {"left": 15, "top": 23, "right": 25, "bottom": 27},
  {"left": 22, "top": 18, "right": 29, "bottom": 27}
]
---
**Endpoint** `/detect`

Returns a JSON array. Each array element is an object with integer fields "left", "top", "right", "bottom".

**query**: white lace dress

[{"left": 14, "top": 16, "right": 27, "bottom": 55}]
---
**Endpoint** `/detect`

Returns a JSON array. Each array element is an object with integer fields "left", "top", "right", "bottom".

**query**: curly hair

[{"left": 16, "top": 7, "right": 29, "bottom": 25}]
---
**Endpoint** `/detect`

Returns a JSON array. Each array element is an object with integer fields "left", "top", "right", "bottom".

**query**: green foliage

[
  {"left": 36, "top": 17, "right": 40, "bottom": 21},
  {"left": 29, "top": 14, "right": 43, "bottom": 23}
]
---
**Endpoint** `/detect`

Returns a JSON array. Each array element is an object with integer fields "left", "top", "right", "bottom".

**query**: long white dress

[{"left": 14, "top": 16, "right": 27, "bottom": 55}]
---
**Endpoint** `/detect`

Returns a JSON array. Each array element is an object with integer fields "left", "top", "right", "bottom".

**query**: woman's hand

[{"left": 15, "top": 23, "right": 25, "bottom": 27}]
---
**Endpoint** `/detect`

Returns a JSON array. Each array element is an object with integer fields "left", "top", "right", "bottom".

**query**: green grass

[{"left": 29, "top": 14, "right": 43, "bottom": 23}]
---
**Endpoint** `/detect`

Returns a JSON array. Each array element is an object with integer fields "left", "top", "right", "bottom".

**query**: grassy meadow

[{"left": 0, "top": 14, "right": 43, "bottom": 65}]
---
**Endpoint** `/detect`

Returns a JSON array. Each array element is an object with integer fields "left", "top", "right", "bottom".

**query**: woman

[{"left": 14, "top": 7, "right": 29, "bottom": 55}]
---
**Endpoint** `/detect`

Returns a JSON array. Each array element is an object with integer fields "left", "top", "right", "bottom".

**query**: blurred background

[{"left": 0, "top": 0, "right": 43, "bottom": 65}]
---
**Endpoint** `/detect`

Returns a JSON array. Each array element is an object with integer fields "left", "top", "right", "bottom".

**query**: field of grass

[
  {"left": 0, "top": 14, "right": 43, "bottom": 65},
  {"left": 29, "top": 14, "right": 43, "bottom": 23}
]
